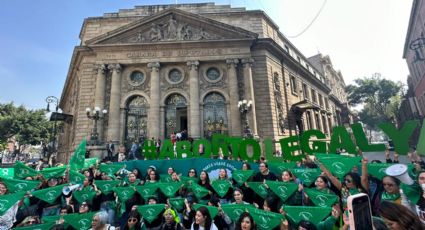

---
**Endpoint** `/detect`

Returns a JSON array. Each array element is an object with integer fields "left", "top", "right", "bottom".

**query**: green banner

[
  {"left": 0, "top": 191, "right": 25, "bottom": 215},
  {"left": 284, "top": 206, "right": 332, "bottom": 227},
  {"left": 304, "top": 188, "right": 338, "bottom": 207},
  {"left": 267, "top": 181, "right": 298, "bottom": 202},
  {"left": 63, "top": 212, "right": 95, "bottom": 230},
  {"left": 0, "top": 177, "right": 40, "bottom": 193},
  {"left": 211, "top": 180, "right": 233, "bottom": 198},
  {"left": 94, "top": 180, "right": 120, "bottom": 194},
  {"left": 31, "top": 184, "right": 66, "bottom": 204},
  {"left": 247, "top": 182, "right": 269, "bottom": 199},
  {"left": 137, "top": 204, "right": 165, "bottom": 223},
  {"left": 232, "top": 170, "right": 254, "bottom": 186},
  {"left": 292, "top": 168, "right": 322, "bottom": 186}
]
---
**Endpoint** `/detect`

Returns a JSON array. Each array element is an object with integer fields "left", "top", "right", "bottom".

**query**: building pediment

[{"left": 86, "top": 8, "right": 257, "bottom": 45}]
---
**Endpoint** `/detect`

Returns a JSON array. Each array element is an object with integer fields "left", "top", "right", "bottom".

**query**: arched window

[{"left": 203, "top": 92, "right": 228, "bottom": 138}]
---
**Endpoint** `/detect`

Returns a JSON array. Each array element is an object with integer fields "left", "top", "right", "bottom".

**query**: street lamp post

[
  {"left": 45, "top": 96, "right": 59, "bottom": 162},
  {"left": 86, "top": 107, "right": 107, "bottom": 145},
  {"left": 238, "top": 99, "right": 253, "bottom": 138}
]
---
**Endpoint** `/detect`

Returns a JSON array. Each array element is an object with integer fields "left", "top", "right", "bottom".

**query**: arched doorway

[
  {"left": 124, "top": 96, "right": 148, "bottom": 146},
  {"left": 203, "top": 92, "right": 228, "bottom": 138},
  {"left": 165, "top": 93, "right": 187, "bottom": 138}
]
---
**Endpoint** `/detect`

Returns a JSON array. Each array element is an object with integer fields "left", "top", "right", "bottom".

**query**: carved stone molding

[
  {"left": 187, "top": 61, "right": 200, "bottom": 70},
  {"left": 273, "top": 73, "right": 285, "bottom": 134},
  {"left": 241, "top": 58, "right": 254, "bottom": 67},
  {"left": 226, "top": 59, "right": 239, "bottom": 68},
  {"left": 108, "top": 63, "right": 122, "bottom": 73},
  {"left": 147, "top": 62, "right": 160, "bottom": 72},
  {"left": 95, "top": 64, "right": 107, "bottom": 74}
]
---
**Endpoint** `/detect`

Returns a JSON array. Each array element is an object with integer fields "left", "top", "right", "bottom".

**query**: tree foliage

[
  {"left": 346, "top": 73, "right": 402, "bottom": 129},
  {"left": 0, "top": 102, "right": 51, "bottom": 145}
]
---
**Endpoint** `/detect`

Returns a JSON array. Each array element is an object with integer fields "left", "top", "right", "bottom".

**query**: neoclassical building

[{"left": 58, "top": 3, "right": 352, "bottom": 162}]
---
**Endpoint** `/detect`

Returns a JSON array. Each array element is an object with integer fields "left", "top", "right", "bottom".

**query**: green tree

[
  {"left": 346, "top": 73, "right": 402, "bottom": 129},
  {"left": 0, "top": 102, "right": 51, "bottom": 146}
]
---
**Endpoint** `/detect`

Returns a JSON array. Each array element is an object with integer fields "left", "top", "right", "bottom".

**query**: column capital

[
  {"left": 226, "top": 59, "right": 239, "bottom": 68},
  {"left": 108, "top": 63, "right": 122, "bottom": 73},
  {"left": 147, "top": 62, "right": 160, "bottom": 72},
  {"left": 186, "top": 61, "right": 200, "bottom": 70},
  {"left": 241, "top": 58, "right": 254, "bottom": 67},
  {"left": 95, "top": 64, "right": 107, "bottom": 74}
]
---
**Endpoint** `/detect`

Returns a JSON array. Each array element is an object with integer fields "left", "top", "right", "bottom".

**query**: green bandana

[
  {"left": 83, "top": 158, "right": 98, "bottom": 169},
  {"left": 135, "top": 184, "right": 159, "bottom": 201},
  {"left": 246, "top": 182, "right": 269, "bottom": 199},
  {"left": 63, "top": 212, "right": 95, "bottom": 230},
  {"left": 73, "top": 187, "right": 96, "bottom": 203},
  {"left": 0, "top": 168, "right": 14, "bottom": 179},
  {"left": 401, "top": 183, "right": 422, "bottom": 204},
  {"left": 168, "top": 197, "right": 185, "bottom": 211},
  {"left": 13, "top": 161, "right": 39, "bottom": 179},
  {"left": 41, "top": 215, "right": 70, "bottom": 229},
  {"left": 69, "top": 139, "right": 87, "bottom": 171},
  {"left": 69, "top": 170, "right": 86, "bottom": 185},
  {"left": 231, "top": 170, "right": 254, "bottom": 186},
  {"left": 180, "top": 176, "right": 199, "bottom": 185},
  {"left": 137, "top": 204, "right": 165, "bottom": 223},
  {"left": 40, "top": 166, "right": 67, "bottom": 179},
  {"left": 367, "top": 163, "right": 391, "bottom": 180},
  {"left": 0, "top": 191, "right": 25, "bottom": 215},
  {"left": 31, "top": 184, "right": 66, "bottom": 204},
  {"left": 292, "top": 168, "right": 322, "bottom": 186},
  {"left": 284, "top": 206, "right": 332, "bottom": 227},
  {"left": 221, "top": 203, "right": 253, "bottom": 222},
  {"left": 314, "top": 153, "right": 341, "bottom": 161},
  {"left": 247, "top": 206, "right": 285, "bottom": 230},
  {"left": 211, "top": 179, "right": 232, "bottom": 198},
  {"left": 160, "top": 174, "right": 174, "bottom": 183},
  {"left": 0, "top": 177, "right": 40, "bottom": 193},
  {"left": 99, "top": 163, "right": 124, "bottom": 175},
  {"left": 12, "top": 222, "right": 55, "bottom": 230},
  {"left": 189, "top": 182, "right": 211, "bottom": 199},
  {"left": 268, "top": 162, "right": 297, "bottom": 175},
  {"left": 381, "top": 191, "right": 401, "bottom": 202},
  {"left": 157, "top": 182, "right": 183, "bottom": 197},
  {"left": 193, "top": 204, "right": 219, "bottom": 219},
  {"left": 267, "top": 181, "right": 298, "bottom": 202},
  {"left": 113, "top": 187, "right": 136, "bottom": 202},
  {"left": 94, "top": 180, "right": 120, "bottom": 194},
  {"left": 319, "top": 156, "right": 362, "bottom": 179},
  {"left": 304, "top": 188, "right": 338, "bottom": 207}
]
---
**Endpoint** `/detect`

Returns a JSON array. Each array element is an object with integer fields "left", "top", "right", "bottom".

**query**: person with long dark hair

[
  {"left": 378, "top": 201, "right": 424, "bottom": 230},
  {"left": 123, "top": 210, "right": 142, "bottom": 230},
  {"left": 190, "top": 206, "right": 218, "bottom": 230},
  {"left": 235, "top": 212, "right": 257, "bottom": 230}
]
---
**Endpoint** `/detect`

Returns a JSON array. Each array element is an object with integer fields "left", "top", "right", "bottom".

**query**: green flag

[
  {"left": 267, "top": 181, "right": 298, "bottom": 202},
  {"left": 189, "top": 182, "right": 211, "bottom": 199},
  {"left": 135, "top": 184, "right": 159, "bottom": 200},
  {"left": 0, "top": 168, "right": 14, "bottom": 179},
  {"left": 180, "top": 176, "right": 199, "bottom": 185},
  {"left": 246, "top": 182, "right": 269, "bottom": 199},
  {"left": 13, "top": 161, "right": 39, "bottom": 179},
  {"left": 319, "top": 156, "right": 362, "bottom": 179},
  {"left": 63, "top": 212, "right": 95, "bottom": 230},
  {"left": 211, "top": 180, "right": 232, "bottom": 198},
  {"left": 113, "top": 186, "right": 136, "bottom": 202},
  {"left": 73, "top": 187, "right": 96, "bottom": 203},
  {"left": 83, "top": 158, "right": 98, "bottom": 169},
  {"left": 193, "top": 204, "right": 219, "bottom": 219},
  {"left": 137, "top": 204, "right": 165, "bottom": 223},
  {"left": 0, "top": 177, "right": 40, "bottom": 193},
  {"left": 69, "top": 170, "right": 86, "bottom": 185},
  {"left": 221, "top": 203, "right": 253, "bottom": 222},
  {"left": 94, "top": 180, "right": 120, "bottom": 194},
  {"left": 367, "top": 163, "right": 391, "bottom": 180},
  {"left": 292, "top": 168, "right": 322, "bottom": 186},
  {"left": 247, "top": 206, "right": 285, "bottom": 230},
  {"left": 168, "top": 197, "right": 185, "bottom": 211},
  {"left": 284, "top": 206, "right": 332, "bottom": 227},
  {"left": 304, "top": 188, "right": 338, "bottom": 207},
  {"left": 40, "top": 166, "right": 67, "bottom": 179},
  {"left": 69, "top": 139, "right": 87, "bottom": 171},
  {"left": 160, "top": 174, "right": 173, "bottom": 183},
  {"left": 401, "top": 183, "right": 422, "bottom": 204},
  {"left": 0, "top": 191, "right": 25, "bottom": 215},
  {"left": 157, "top": 182, "right": 183, "bottom": 197},
  {"left": 99, "top": 163, "right": 124, "bottom": 175},
  {"left": 31, "top": 184, "right": 66, "bottom": 204},
  {"left": 232, "top": 170, "right": 254, "bottom": 186},
  {"left": 268, "top": 162, "right": 297, "bottom": 175},
  {"left": 12, "top": 222, "right": 55, "bottom": 230}
]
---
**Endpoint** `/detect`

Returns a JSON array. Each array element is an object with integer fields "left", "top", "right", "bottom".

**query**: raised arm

[{"left": 318, "top": 162, "right": 342, "bottom": 190}]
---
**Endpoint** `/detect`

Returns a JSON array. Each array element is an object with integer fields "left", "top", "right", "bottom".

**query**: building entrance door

[{"left": 165, "top": 94, "right": 187, "bottom": 138}]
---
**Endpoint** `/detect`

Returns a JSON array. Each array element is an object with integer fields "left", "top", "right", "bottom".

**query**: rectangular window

[
  {"left": 306, "top": 111, "right": 312, "bottom": 130},
  {"left": 325, "top": 98, "right": 329, "bottom": 109},
  {"left": 290, "top": 76, "right": 298, "bottom": 95},
  {"left": 303, "top": 83, "right": 309, "bottom": 100},
  {"left": 311, "top": 89, "right": 317, "bottom": 103},
  {"left": 318, "top": 94, "right": 323, "bottom": 107},
  {"left": 322, "top": 114, "right": 328, "bottom": 133},
  {"left": 315, "top": 113, "right": 321, "bottom": 131},
  {"left": 328, "top": 117, "right": 333, "bottom": 133}
]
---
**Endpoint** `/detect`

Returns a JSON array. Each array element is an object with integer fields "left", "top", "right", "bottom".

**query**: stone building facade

[{"left": 58, "top": 3, "right": 352, "bottom": 162}]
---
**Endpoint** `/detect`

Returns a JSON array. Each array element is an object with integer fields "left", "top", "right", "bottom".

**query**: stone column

[
  {"left": 148, "top": 62, "right": 161, "bottom": 140},
  {"left": 187, "top": 61, "right": 201, "bottom": 139},
  {"left": 241, "top": 58, "right": 258, "bottom": 137},
  {"left": 107, "top": 63, "right": 122, "bottom": 143},
  {"left": 94, "top": 64, "right": 106, "bottom": 141},
  {"left": 226, "top": 59, "right": 242, "bottom": 136}
]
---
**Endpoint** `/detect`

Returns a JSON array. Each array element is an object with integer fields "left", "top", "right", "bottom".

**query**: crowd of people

[{"left": 0, "top": 146, "right": 425, "bottom": 230}]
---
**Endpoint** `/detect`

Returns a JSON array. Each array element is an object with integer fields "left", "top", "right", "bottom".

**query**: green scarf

[{"left": 381, "top": 191, "right": 401, "bottom": 202}]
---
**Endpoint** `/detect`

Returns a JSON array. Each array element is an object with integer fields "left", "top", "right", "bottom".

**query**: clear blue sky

[{"left": 0, "top": 0, "right": 412, "bottom": 110}]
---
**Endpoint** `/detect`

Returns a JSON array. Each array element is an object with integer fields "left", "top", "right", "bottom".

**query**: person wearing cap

[{"left": 160, "top": 208, "right": 184, "bottom": 230}]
